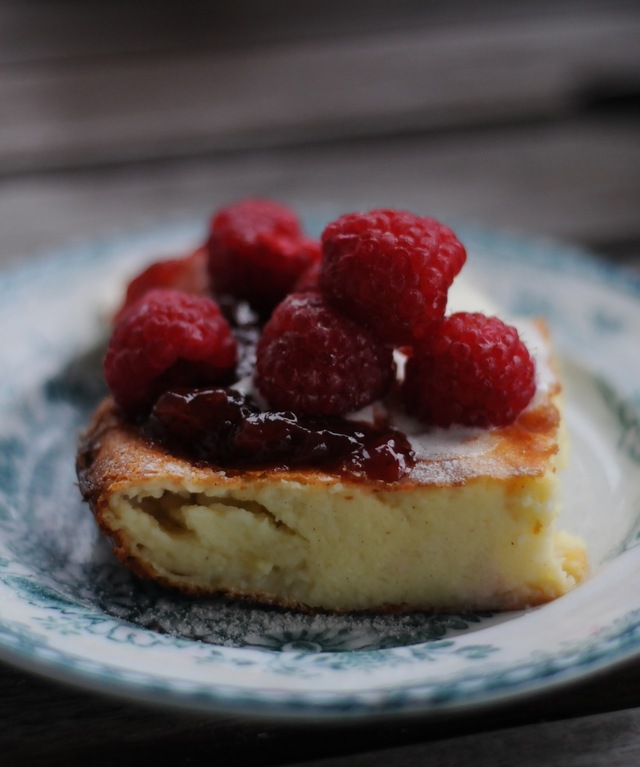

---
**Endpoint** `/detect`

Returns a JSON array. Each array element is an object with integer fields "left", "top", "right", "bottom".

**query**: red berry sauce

[
  {"left": 147, "top": 386, "right": 414, "bottom": 483},
  {"left": 131, "top": 290, "right": 415, "bottom": 482}
]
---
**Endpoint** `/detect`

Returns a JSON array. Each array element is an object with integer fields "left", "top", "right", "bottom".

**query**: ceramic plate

[{"left": 1, "top": 217, "right": 640, "bottom": 720}]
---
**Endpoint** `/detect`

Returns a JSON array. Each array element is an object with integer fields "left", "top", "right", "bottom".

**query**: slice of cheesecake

[{"left": 76, "top": 317, "right": 587, "bottom": 613}]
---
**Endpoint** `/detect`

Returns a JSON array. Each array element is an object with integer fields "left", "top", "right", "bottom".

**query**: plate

[{"left": 1, "top": 218, "right": 640, "bottom": 720}]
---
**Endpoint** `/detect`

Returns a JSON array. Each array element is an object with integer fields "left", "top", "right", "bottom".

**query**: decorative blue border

[{"left": 1, "top": 595, "right": 639, "bottom": 719}]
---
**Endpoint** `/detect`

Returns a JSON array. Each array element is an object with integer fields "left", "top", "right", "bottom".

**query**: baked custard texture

[{"left": 77, "top": 327, "right": 587, "bottom": 613}]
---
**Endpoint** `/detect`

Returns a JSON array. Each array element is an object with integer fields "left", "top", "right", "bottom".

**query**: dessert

[{"left": 76, "top": 202, "right": 588, "bottom": 613}]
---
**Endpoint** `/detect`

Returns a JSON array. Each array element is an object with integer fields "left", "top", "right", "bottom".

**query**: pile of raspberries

[{"left": 105, "top": 199, "right": 536, "bottom": 428}]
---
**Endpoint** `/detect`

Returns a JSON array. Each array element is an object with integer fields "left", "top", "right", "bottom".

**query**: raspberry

[
  {"left": 255, "top": 292, "right": 394, "bottom": 416},
  {"left": 104, "top": 289, "right": 237, "bottom": 415},
  {"left": 320, "top": 209, "right": 466, "bottom": 345},
  {"left": 115, "top": 247, "right": 209, "bottom": 322},
  {"left": 206, "top": 198, "right": 321, "bottom": 316},
  {"left": 402, "top": 312, "right": 536, "bottom": 427},
  {"left": 292, "top": 259, "right": 321, "bottom": 293}
]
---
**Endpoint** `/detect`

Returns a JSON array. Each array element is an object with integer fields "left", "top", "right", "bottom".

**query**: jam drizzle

[
  {"left": 147, "top": 387, "right": 414, "bottom": 483},
  {"left": 143, "top": 296, "right": 414, "bottom": 482}
]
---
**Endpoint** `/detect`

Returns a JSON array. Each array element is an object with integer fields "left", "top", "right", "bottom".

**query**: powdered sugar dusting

[{"left": 347, "top": 315, "right": 556, "bottom": 482}]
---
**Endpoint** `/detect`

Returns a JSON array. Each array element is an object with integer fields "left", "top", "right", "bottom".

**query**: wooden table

[{"left": 1, "top": 2, "right": 639, "bottom": 764}]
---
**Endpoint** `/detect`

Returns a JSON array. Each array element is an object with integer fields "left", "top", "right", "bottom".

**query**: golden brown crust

[
  {"left": 78, "top": 383, "right": 562, "bottom": 504},
  {"left": 76, "top": 397, "right": 347, "bottom": 508}
]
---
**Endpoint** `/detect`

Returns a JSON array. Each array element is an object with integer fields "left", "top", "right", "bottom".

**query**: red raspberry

[
  {"left": 104, "top": 288, "right": 237, "bottom": 415},
  {"left": 320, "top": 209, "right": 466, "bottom": 345},
  {"left": 402, "top": 312, "right": 536, "bottom": 427},
  {"left": 115, "top": 247, "right": 209, "bottom": 322},
  {"left": 206, "top": 199, "right": 321, "bottom": 316},
  {"left": 255, "top": 292, "right": 394, "bottom": 416},
  {"left": 292, "top": 259, "right": 321, "bottom": 293}
]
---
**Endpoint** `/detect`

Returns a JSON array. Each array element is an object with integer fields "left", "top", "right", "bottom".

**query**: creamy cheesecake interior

[{"left": 108, "top": 467, "right": 585, "bottom": 612}]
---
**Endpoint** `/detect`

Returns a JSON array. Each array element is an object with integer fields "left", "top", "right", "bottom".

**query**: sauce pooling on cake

[{"left": 147, "top": 387, "right": 415, "bottom": 483}]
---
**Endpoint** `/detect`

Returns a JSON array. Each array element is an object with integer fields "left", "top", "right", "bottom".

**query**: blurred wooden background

[
  {"left": 1, "top": 0, "right": 639, "bottom": 269},
  {"left": 1, "top": 1, "right": 640, "bottom": 765}
]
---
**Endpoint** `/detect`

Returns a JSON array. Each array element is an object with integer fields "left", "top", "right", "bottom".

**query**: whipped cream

[{"left": 446, "top": 274, "right": 500, "bottom": 316}]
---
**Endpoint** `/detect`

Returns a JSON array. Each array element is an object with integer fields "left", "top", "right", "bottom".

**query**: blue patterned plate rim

[{"left": 0, "top": 217, "right": 639, "bottom": 720}]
